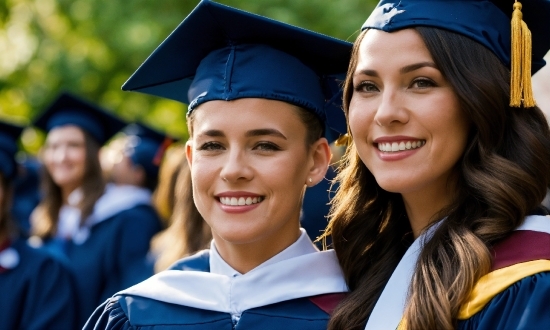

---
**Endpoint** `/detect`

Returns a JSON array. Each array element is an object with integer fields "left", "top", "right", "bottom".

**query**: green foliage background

[{"left": 1, "top": 0, "right": 377, "bottom": 152}]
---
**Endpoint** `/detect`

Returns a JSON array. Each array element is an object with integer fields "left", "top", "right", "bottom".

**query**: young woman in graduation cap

[
  {"left": 84, "top": 1, "right": 351, "bottom": 329},
  {"left": 30, "top": 92, "right": 162, "bottom": 328},
  {"left": 324, "top": 0, "right": 550, "bottom": 329},
  {"left": 0, "top": 121, "right": 77, "bottom": 329}
]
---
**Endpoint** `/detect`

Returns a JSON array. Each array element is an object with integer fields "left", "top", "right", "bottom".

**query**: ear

[
  {"left": 305, "top": 138, "right": 331, "bottom": 187},
  {"left": 185, "top": 140, "right": 193, "bottom": 169}
]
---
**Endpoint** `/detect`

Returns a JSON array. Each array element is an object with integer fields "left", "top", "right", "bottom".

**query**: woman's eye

[
  {"left": 198, "top": 142, "right": 224, "bottom": 151},
  {"left": 254, "top": 142, "right": 281, "bottom": 152},
  {"left": 355, "top": 81, "right": 379, "bottom": 93},
  {"left": 411, "top": 78, "right": 436, "bottom": 88}
]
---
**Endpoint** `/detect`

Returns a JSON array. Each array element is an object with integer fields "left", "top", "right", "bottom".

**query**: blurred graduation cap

[
  {"left": 121, "top": 0, "right": 352, "bottom": 137},
  {"left": 34, "top": 92, "right": 126, "bottom": 145},
  {"left": 362, "top": 0, "right": 550, "bottom": 107},
  {"left": 0, "top": 121, "right": 24, "bottom": 179},
  {"left": 122, "top": 123, "right": 176, "bottom": 180}
]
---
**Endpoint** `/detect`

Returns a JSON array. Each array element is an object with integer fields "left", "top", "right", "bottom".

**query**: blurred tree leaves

[{"left": 1, "top": 0, "right": 377, "bottom": 152}]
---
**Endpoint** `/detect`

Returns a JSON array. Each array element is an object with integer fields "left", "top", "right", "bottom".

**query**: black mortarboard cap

[
  {"left": 362, "top": 0, "right": 550, "bottom": 74},
  {"left": 122, "top": 123, "right": 175, "bottom": 180},
  {"left": 121, "top": 0, "right": 352, "bottom": 136},
  {"left": 34, "top": 92, "right": 127, "bottom": 145}
]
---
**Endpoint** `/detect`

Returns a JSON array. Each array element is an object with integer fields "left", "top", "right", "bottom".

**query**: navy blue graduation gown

[
  {"left": 84, "top": 251, "right": 346, "bottom": 330},
  {"left": 457, "top": 228, "right": 550, "bottom": 329},
  {"left": 0, "top": 238, "right": 77, "bottom": 329},
  {"left": 42, "top": 204, "right": 162, "bottom": 328},
  {"left": 458, "top": 272, "right": 550, "bottom": 329}
]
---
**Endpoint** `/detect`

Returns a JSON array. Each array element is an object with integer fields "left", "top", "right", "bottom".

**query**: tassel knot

[{"left": 510, "top": 1, "right": 536, "bottom": 108}]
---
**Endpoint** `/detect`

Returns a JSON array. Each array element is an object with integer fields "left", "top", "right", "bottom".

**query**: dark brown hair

[
  {"left": 32, "top": 129, "right": 105, "bottom": 239},
  {"left": 0, "top": 173, "right": 15, "bottom": 242},
  {"left": 151, "top": 145, "right": 212, "bottom": 272},
  {"left": 325, "top": 27, "right": 550, "bottom": 330}
]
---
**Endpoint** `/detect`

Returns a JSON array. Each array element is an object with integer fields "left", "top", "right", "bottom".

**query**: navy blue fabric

[
  {"left": 121, "top": 0, "right": 352, "bottom": 136},
  {"left": 84, "top": 250, "right": 338, "bottom": 330},
  {"left": 0, "top": 238, "right": 77, "bottom": 330},
  {"left": 363, "top": 0, "right": 550, "bottom": 74},
  {"left": 33, "top": 92, "right": 126, "bottom": 144},
  {"left": 123, "top": 123, "right": 174, "bottom": 181},
  {"left": 458, "top": 272, "right": 550, "bottom": 329},
  {"left": 41, "top": 204, "right": 162, "bottom": 328},
  {"left": 11, "top": 157, "right": 41, "bottom": 237},
  {"left": 0, "top": 121, "right": 24, "bottom": 179}
]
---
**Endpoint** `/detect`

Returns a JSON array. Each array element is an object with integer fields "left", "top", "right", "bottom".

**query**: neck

[
  {"left": 402, "top": 184, "right": 454, "bottom": 239},
  {"left": 213, "top": 227, "right": 301, "bottom": 274},
  {"left": 61, "top": 185, "right": 79, "bottom": 205}
]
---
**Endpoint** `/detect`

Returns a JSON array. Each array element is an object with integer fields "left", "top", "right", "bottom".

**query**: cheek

[{"left": 348, "top": 97, "right": 374, "bottom": 137}]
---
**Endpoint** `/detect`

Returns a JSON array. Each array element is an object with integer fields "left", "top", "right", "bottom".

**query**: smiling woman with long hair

[
  {"left": 324, "top": 1, "right": 550, "bottom": 329},
  {"left": 84, "top": 1, "right": 351, "bottom": 330},
  {"left": 30, "top": 93, "right": 162, "bottom": 327},
  {"left": 0, "top": 121, "right": 77, "bottom": 329}
]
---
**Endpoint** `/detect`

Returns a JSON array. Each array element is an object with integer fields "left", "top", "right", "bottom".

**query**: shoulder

[
  {"left": 168, "top": 249, "right": 210, "bottom": 272},
  {"left": 458, "top": 217, "right": 550, "bottom": 326},
  {"left": 237, "top": 293, "right": 347, "bottom": 329},
  {"left": 458, "top": 272, "right": 550, "bottom": 329},
  {"left": 12, "top": 239, "right": 69, "bottom": 273},
  {"left": 85, "top": 294, "right": 231, "bottom": 329}
]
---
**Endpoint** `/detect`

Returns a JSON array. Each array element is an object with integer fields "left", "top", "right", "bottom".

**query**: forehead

[
  {"left": 191, "top": 98, "right": 306, "bottom": 136},
  {"left": 356, "top": 28, "right": 433, "bottom": 69},
  {"left": 46, "top": 125, "right": 86, "bottom": 143}
]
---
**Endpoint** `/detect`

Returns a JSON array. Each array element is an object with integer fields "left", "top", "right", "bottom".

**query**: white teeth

[
  {"left": 377, "top": 140, "right": 425, "bottom": 153},
  {"left": 220, "top": 196, "right": 263, "bottom": 206}
]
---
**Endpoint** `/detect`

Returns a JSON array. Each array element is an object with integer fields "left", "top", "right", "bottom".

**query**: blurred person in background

[
  {"left": 149, "top": 144, "right": 212, "bottom": 273},
  {"left": 29, "top": 92, "right": 161, "bottom": 327},
  {"left": 0, "top": 120, "right": 77, "bottom": 329}
]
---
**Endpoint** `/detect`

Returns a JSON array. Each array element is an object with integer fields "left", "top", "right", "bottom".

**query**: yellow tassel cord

[{"left": 510, "top": 1, "right": 536, "bottom": 108}]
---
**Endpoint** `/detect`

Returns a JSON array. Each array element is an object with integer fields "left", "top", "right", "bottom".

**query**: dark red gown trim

[{"left": 491, "top": 230, "right": 550, "bottom": 271}]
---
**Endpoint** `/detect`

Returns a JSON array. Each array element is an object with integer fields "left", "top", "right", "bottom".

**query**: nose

[
  {"left": 50, "top": 145, "right": 69, "bottom": 164},
  {"left": 373, "top": 88, "right": 409, "bottom": 127},
  {"left": 219, "top": 147, "right": 253, "bottom": 183}
]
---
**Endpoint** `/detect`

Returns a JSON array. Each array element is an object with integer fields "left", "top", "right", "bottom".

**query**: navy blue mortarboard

[
  {"left": 34, "top": 92, "right": 126, "bottom": 145},
  {"left": 121, "top": 0, "right": 352, "bottom": 136},
  {"left": 362, "top": 0, "right": 550, "bottom": 107},
  {"left": 122, "top": 123, "right": 175, "bottom": 180},
  {"left": 0, "top": 121, "right": 24, "bottom": 179}
]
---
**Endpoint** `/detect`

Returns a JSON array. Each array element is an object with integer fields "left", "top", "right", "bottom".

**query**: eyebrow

[
  {"left": 246, "top": 128, "right": 287, "bottom": 140},
  {"left": 355, "top": 61, "right": 438, "bottom": 77},
  {"left": 197, "top": 128, "right": 287, "bottom": 140}
]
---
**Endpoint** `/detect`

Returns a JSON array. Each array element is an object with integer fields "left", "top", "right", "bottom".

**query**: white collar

[
  {"left": 365, "top": 215, "right": 550, "bottom": 330},
  {"left": 117, "top": 230, "right": 347, "bottom": 317},
  {"left": 56, "top": 184, "right": 152, "bottom": 244},
  {"left": 209, "top": 228, "right": 318, "bottom": 277}
]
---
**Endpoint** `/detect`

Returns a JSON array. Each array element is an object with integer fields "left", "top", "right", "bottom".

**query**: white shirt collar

[{"left": 209, "top": 228, "right": 317, "bottom": 277}]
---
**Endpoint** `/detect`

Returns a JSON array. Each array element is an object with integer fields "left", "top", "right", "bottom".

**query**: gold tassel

[
  {"left": 334, "top": 133, "right": 350, "bottom": 147},
  {"left": 510, "top": 1, "right": 536, "bottom": 108}
]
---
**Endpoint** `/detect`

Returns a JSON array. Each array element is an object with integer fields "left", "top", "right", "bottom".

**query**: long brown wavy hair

[
  {"left": 324, "top": 27, "right": 550, "bottom": 330},
  {"left": 150, "top": 145, "right": 212, "bottom": 272},
  {"left": 0, "top": 173, "right": 15, "bottom": 243},
  {"left": 32, "top": 129, "right": 105, "bottom": 239}
]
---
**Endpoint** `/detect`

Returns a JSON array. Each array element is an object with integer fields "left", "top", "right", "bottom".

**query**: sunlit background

[
  {"left": 0, "top": 0, "right": 378, "bottom": 154},
  {"left": 2, "top": 0, "right": 549, "bottom": 155}
]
